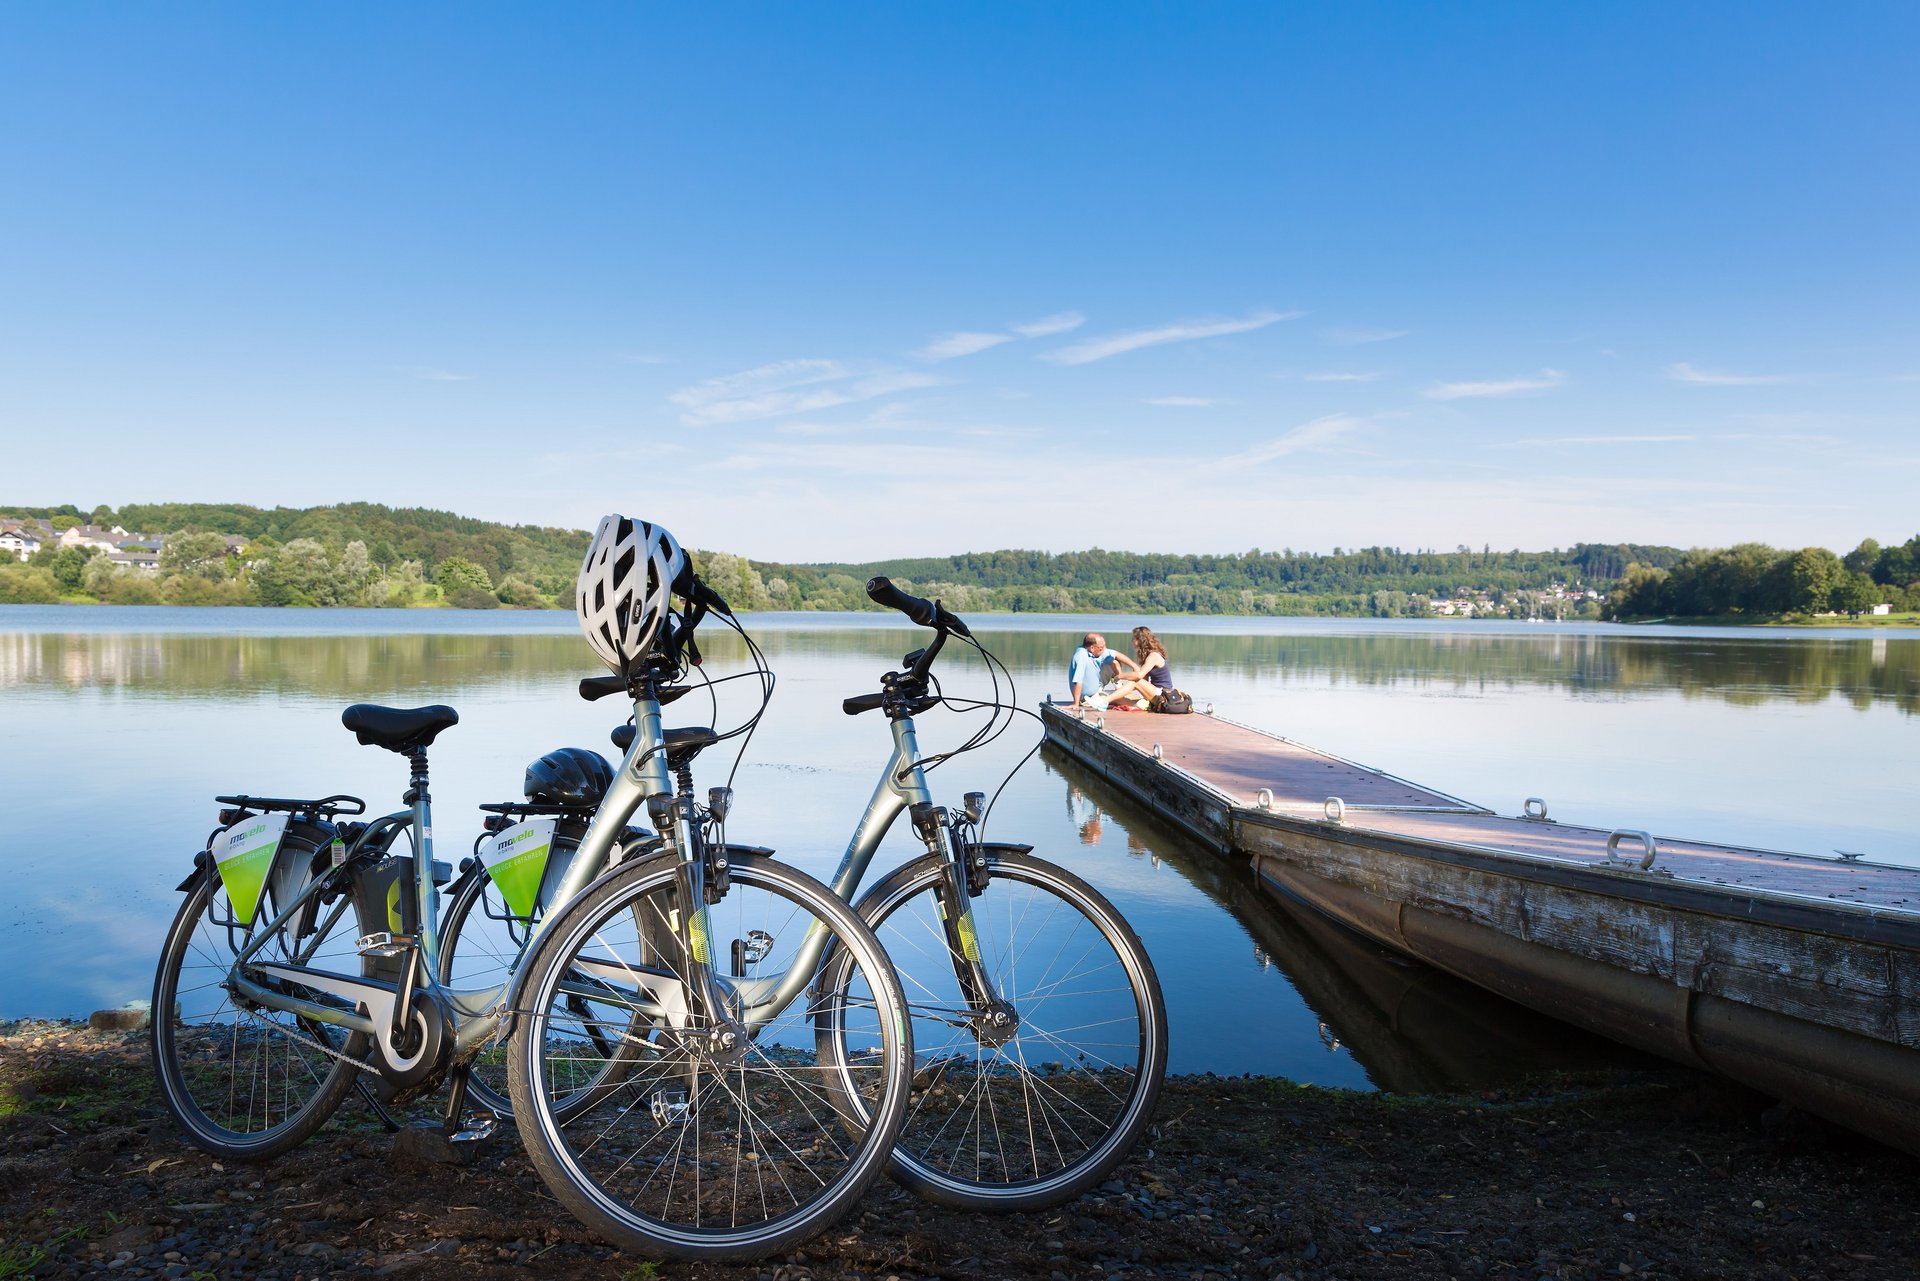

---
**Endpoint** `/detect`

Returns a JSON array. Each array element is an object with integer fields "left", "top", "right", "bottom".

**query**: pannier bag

[{"left": 1150, "top": 690, "right": 1194, "bottom": 714}]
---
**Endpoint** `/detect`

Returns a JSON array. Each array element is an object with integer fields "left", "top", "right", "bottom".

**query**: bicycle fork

[
  {"left": 907, "top": 802, "right": 1017, "bottom": 1045},
  {"left": 646, "top": 786, "right": 748, "bottom": 1064}
]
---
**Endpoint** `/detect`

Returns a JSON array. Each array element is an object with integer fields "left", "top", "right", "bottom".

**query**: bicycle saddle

[
  {"left": 610, "top": 723, "right": 718, "bottom": 766},
  {"left": 341, "top": 704, "right": 460, "bottom": 752}
]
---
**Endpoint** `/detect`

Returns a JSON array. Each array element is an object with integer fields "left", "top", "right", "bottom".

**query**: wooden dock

[{"left": 1042, "top": 701, "right": 1920, "bottom": 1154}]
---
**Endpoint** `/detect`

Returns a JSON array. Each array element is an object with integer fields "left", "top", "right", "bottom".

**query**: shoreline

[
  {"left": 6, "top": 600, "right": 1920, "bottom": 633},
  {"left": 4, "top": 1019, "right": 1917, "bottom": 1280}
]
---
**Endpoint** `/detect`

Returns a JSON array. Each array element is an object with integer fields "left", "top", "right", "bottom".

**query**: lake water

[{"left": 3, "top": 605, "right": 1915, "bottom": 1090}]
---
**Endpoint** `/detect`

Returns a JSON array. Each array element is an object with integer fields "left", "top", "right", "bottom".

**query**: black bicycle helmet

[{"left": 524, "top": 747, "right": 615, "bottom": 807}]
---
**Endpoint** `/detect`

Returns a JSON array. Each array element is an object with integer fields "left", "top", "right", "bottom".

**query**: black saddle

[
  {"left": 342, "top": 704, "right": 460, "bottom": 752},
  {"left": 610, "top": 723, "right": 719, "bottom": 767}
]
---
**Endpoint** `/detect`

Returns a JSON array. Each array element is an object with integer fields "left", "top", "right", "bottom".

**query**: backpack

[{"left": 1150, "top": 690, "right": 1193, "bottom": 715}]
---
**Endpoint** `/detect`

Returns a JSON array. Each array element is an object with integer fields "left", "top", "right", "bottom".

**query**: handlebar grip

[
  {"left": 842, "top": 691, "right": 887, "bottom": 716},
  {"left": 867, "top": 575, "right": 970, "bottom": 636},
  {"left": 865, "top": 576, "right": 936, "bottom": 626},
  {"left": 579, "top": 675, "right": 626, "bottom": 701}
]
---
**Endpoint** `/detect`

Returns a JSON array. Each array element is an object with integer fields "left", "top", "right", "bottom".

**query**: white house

[
  {"left": 0, "top": 525, "right": 42, "bottom": 561},
  {"left": 1870, "top": 603, "right": 1893, "bottom": 616}
]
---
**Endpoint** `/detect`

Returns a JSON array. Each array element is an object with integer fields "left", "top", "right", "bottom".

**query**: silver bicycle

[
  {"left": 440, "top": 575, "right": 1169, "bottom": 1211},
  {"left": 823, "top": 575, "right": 1168, "bottom": 1210},
  {"left": 150, "top": 600, "right": 914, "bottom": 1261}
]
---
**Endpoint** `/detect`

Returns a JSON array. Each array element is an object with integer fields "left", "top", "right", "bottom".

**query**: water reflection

[
  {"left": 2, "top": 615, "right": 1913, "bottom": 1054},
  {"left": 4, "top": 623, "right": 1916, "bottom": 714},
  {"left": 1044, "top": 745, "right": 1650, "bottom": 1092}
]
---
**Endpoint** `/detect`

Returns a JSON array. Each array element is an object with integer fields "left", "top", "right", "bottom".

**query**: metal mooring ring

[
  {"left": 1324, "top": 797, "right": 1346, "bottom": 823},
  {"left": 1151, "top": 743, "right": 1164, "bottom": 761},
  {"left": 1524, "top": 796, "right": 1550, "bottom": 821},
  {"left": 1255, "top": 788, "right": 1274, "bottom": 811},
  {"left": 1606, "top": 829, "right": 1657, "bottom": 870}
]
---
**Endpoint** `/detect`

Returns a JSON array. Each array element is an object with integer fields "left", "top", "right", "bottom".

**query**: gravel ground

[{"left": 2, "top": 1018, "right": 1915, "bottom": 1281}]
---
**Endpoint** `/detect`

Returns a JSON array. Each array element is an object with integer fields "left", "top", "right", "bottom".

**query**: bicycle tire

[
  {"left": 150, "top": 870, "right": 368, "bottom": 1160},
  {"left": 506, "top": 851, "right": 913, "bottom": 1261},
  {"left": 839, "top": 848, "right": 1167, "bottom": 1211},
  {"left": 439, "top": 856, "right": 643, "bottom": 1121}
]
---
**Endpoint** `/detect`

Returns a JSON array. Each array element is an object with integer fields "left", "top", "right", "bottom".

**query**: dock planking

[
  {"left": 1064, "top": 703, "right": 1920, "bottom": 919},
  {"left": 1044, "top": 699, "right": 1920, "bottom": 1154}
]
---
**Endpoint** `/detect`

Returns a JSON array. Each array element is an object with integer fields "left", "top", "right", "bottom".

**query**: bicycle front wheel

[
  {"left": 151, "top": 869, "right": 368, "bottom": 1160},
  {"left": 506, "top": 851, "right": 913, "bottom": 1261},
  {"left": 848, "top": 848, "right": 1167, "bottom": 1210}
]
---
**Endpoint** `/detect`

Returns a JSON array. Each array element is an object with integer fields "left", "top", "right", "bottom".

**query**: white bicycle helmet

[{"left": 576, "top": 514, "right": 689, "bottom": 675}]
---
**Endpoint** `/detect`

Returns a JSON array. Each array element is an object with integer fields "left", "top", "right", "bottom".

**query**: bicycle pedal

[
  {"left": 650, "top": 1088, "right": 690, "bottom": 1127},
  {"left": 447, "top": 1110, "right": 499, "bottom": 1144},
  {"left": 356, "top": 932, "right": 414, "bottom": 959}
]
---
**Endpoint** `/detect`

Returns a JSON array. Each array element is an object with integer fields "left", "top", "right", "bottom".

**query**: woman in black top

[{"left": 1108, "top": 625, "right": 1173, "bottom": 709}]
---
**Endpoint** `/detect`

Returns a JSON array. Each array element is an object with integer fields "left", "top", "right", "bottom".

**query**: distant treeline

[
  {"left": 3, "top": 500, "right": 1914, "bottom": 621},
  {"left": 1606, "top": 536, "right": 1920, "bottom": 620},
  {"left": 705, "top": 543, "right": 1680, "bottom": 617},
  {"left": 0, "top": 501, "right": 587, "bottom": 609}
]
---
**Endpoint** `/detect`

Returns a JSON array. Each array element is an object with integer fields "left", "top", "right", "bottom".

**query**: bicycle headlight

[
  {"left": 963, "top": 791, "right": 986, "bottom": 824},
  {"left": 707, "top": 787, "right": 733, "bottom": 823}
]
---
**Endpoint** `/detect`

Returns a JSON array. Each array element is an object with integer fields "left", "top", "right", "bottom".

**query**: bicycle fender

[
  {"left": 975, "top": 841, "right": 1034, "bottom": 858},
  {"left": 174, "top": 849, "right": 215, "bottom": 892}
]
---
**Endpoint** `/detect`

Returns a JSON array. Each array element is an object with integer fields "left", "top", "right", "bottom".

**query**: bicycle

[
  {"left": 150, "top": 519, "right": 916, "bottom": 1261},
  {"left": 439, "top": 575, "right": 1169, "bottom": 1213},
  {"left": 821, "top": 576, "right": 1168, "bottom": 1209}
]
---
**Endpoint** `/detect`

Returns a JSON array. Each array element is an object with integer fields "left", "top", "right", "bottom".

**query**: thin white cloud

[
  {"left": 619, "top": 352, "right": 671, "bottom": 365},
  {"left": 916, "top": 311, "right": 1084, "bottom": 360},
  {"left": 1219, "top": 414, "right": 1367, "bottom": 467},
  {"left": 1666, "top": 362, "right": 1794, "bottom": 386},
  {"left": 917, "top": 331, "right": 1016, "bottom": 361},
  {"left": 1009, "top": 311, "right": 1085, "bottom": 338},
  {"left": 1304, "top": 370, "right": 1385, "bottom": 383},
  {"left": 1044, "top": 309, "right": 1300, "bottom": 365},
  {"left": 1321, "top": 326, "right": 1409, "bottom": 345},
  {"left": 670, "top": 360, "right": 943, "bottom": 426},
  {"left": 671, "top": 359, "right": 846, "bottom": 409},
  {"left": 404, "top": 367, "right": 470, "bottom": 382},
  {"left": 1518, "top": 434, "right": 1696, "bottom": 446},
  {"left": 1144, "top": 396, "right": 1227, "bottom": 407},
  {"left": 1425, "top": 368, "right": 1565, "bottom": 400}
]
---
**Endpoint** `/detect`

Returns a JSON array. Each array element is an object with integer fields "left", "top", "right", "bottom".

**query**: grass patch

[{"left": 0, "top": 1240, "right": 49, "bottom": 1280}]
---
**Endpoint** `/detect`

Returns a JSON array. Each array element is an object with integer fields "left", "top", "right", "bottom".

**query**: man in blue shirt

[{"left": 1068, "top": 633, "right": 1116, "bottom": 708}]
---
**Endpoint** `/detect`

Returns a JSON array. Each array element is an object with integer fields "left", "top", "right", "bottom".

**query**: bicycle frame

[
  {"left": 227, "top": 688, "right": 682, "bottom": 1065},
  {"left": 226, "top": 678, "right": 995, "bottom": 1068}
]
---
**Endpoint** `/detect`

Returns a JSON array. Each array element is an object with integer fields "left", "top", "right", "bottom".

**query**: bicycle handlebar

[
  {"left": 865, "top": 576, "right": 971, "bottom": 638},
  {"left": 580, "top": 674, "right": 693, "bottom": 705}
]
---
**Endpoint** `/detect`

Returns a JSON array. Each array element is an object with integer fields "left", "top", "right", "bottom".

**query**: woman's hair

[{"left": 1131, "top": 626, "right": 1166, "bottom": 661}]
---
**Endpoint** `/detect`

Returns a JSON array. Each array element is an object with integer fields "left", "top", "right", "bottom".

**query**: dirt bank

[{"left": 2, "top": 1019, "right": 1915, "bottom": 1280}]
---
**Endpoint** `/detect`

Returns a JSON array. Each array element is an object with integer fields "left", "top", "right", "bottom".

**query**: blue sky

[{"left": 2, "top": 3, "right": 1914, "bottom": 560}]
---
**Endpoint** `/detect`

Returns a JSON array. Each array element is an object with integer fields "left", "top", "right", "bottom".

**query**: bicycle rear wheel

[
  {"left": 150, "top": 869, "right": 368, "bottom": 1160},
  {"left": 506, "top": 851, "right": 912, "bottom": 1261},
  {"left": 843, "top": 848, "right": 1167, "bottom": 1210},
  {"left": 440, "top": 850, "right": 648, "bottom": 1121}
]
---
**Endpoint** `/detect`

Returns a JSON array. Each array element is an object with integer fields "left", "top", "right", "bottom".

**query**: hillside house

[
  {"left": 58, "top": 524, "right": 131, "bottom": 553},
  {"left": 0, "top": 524, "right": 42, "bottom": 561}
]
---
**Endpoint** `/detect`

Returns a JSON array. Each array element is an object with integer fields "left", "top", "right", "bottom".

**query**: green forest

[
  {"left": 1604, "top": 537, "right": 1920, "bottom": 620},
  {"left": 1, "top": 500, "right": 1915, "bottom": 622}
]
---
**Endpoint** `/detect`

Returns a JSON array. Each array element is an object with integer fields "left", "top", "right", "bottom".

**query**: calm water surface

[{"left": 3, "top": 605, "right": 1915, "bottom": 1090}]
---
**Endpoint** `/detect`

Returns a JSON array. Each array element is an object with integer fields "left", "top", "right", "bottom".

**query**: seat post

[{"left": 403, "top": 746, "right": 431, "bottom": 805}]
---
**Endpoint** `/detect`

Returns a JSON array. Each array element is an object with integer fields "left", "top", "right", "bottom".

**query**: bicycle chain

[{"left": 240, "top": 1001, "right": 379, "bottom": 1076}]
